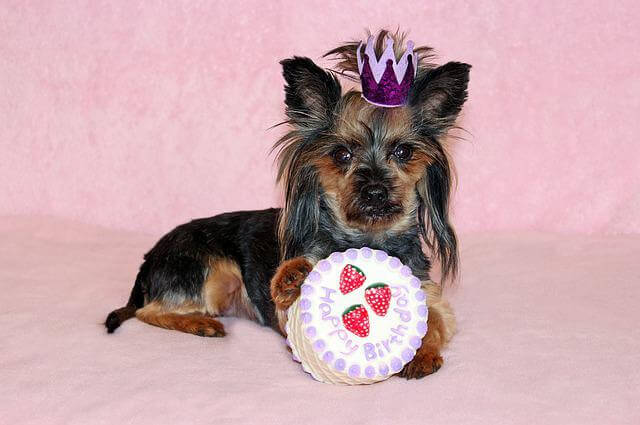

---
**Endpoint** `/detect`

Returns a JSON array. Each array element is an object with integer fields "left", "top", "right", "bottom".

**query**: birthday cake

[{"left": 286, "top": 247, "right": 428, "bottom": 385}]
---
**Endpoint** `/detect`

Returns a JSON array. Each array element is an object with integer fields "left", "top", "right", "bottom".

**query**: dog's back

[{"left": 105, "top": 208, "right": 281, "bottom": 335}]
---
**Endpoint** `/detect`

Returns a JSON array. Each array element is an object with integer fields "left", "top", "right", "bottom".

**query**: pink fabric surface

[
  {"left": 1, "top": 216, "right": 638, "bottom": 424},
  {"left": 2, "top": 1, "right": 639, "bottom": 235}
]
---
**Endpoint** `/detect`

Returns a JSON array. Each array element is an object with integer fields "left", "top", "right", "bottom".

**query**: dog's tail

[{"left": 105, "top": 269, "right": 146, "bottom": 334}]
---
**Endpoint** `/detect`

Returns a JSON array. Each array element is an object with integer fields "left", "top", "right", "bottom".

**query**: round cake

[{"left": 286, "top": 247, "right": 428, "bottom": 385}]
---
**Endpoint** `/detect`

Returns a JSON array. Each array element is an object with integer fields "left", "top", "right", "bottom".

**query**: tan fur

[
  {"left": 400, "top": 281, "right": 456, "bottom": 378},
  {"left": 270, "top": 257, "right": 314, "bottom": 335},
  {"left": 203, "top": 257, "right": 259, "bottom": 321},
  {"left": 333, "top": 95, "right": 412, "bottom": 141},
  {"left": 423, "top": 281, "right": 457, "bottom": 345},
  {"left": 270, "top": 257, "right": 313, "bottom": 311},
  {"left": 275, "top": 309, "right": 288, "bottom": 337},
  {"left": 310, "top": 94, "right": 438, "bottom": 235},
  {"left": 135, "top": 257, "right": 260, "bottom": 337},
  {"left": 270, "top": 32, "right": 461, "bottom": 375},
  {"left": 135, "top": 301, "right": 225, "bottom": 337}
]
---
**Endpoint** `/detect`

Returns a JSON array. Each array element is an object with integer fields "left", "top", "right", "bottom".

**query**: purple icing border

[{"left": 290, "top": 246, "right": 429, "bottom": 381}]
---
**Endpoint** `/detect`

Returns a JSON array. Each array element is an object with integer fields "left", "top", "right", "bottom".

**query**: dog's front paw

[
  {"left": 398, "top": 346, "right": 443, "bottom": 379},
  {"left": 270, "top": 257, "right": 313, "bottom": 310}
]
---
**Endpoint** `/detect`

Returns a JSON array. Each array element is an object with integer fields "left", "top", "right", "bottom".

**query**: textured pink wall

[{"left": 2, "top": 1, "right": 639, "bottom": 235}]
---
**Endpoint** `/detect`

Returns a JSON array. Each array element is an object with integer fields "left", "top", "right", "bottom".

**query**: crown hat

[{"left": 356, "top": 36, "right": 417, "bottom": 107}]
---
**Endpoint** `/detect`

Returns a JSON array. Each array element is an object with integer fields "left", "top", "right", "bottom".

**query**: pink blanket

[{"left": 1, "top": 216, "right": 638, "bottom": 424}]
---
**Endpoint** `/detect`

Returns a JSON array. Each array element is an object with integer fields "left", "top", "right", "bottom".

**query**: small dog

[{"left": 105, "top": 30, "right": 470, "bottom": 379}]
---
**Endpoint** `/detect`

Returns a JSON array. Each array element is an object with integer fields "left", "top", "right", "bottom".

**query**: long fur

[
  {"left": 105, "top": 29, "right": 470, "bottom": 338},
  {"left": 276, "top": 32, "right": 470, "bottom": 282}
]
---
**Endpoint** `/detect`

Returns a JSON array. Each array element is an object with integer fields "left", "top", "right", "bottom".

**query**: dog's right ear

[{"left": 280, "top": 57, "right": 342, "bottom": 131}]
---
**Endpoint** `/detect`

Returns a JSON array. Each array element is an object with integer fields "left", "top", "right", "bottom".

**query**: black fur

[
  {"left": 416, "top": 154, "right": 458, "bottom": 281},
  {"left": 106, "top": 206, "right": 430, "bottom": 332},
  {"left": 288, "top": 198, "right": 431, "bottom": 280},
  {"left": 106, "top": 209, "right": 281, "bottom": 331},
  {"left": 409, "top": 61, "right": 471, "bottom": 133},
  {"left": 106, "top": 45, "right": 470, "bottom": 334},
  {"left": 409, "top": 61, "right": 470, "bottom": 281},
  {"left": 281, "top": 56, "right": 342, "bottom": 131}
]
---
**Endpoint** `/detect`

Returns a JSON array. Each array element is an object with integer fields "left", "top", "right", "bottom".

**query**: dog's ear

[
  {"left": 416, "top": 148, "right": 458, "bottom": 283},
  {"left": 280, "top": 57, "right": 342, "bottom": 131},
  {"left": 409, "top": 62, "right": 471, "bottom": 134}
]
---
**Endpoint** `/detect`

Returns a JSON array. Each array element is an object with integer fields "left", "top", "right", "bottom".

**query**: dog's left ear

[
  {"left": 280, "top": 57, "right": 342, "bottom": 131},
  {"left": 409, "top": 62, "right": 471, "bottom": 134}
]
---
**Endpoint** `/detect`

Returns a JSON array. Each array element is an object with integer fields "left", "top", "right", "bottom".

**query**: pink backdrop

[{"left": 2, "top": 1, "right": 639, "bottom": 235}]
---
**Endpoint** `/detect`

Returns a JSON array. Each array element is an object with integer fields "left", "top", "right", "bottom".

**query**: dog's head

[{"left": 275, "top": 31, "right": 470, "bottom": 282}]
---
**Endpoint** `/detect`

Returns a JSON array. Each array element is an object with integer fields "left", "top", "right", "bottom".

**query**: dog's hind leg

[
  {"left": 135, "top": 301, "right": 226, "bottom": 337},
  {"left": 399, "top": 281, "right": 457, "bottom": 379},
  {"left": 135, "top": 257, "right": 256, "bottom": 337}
]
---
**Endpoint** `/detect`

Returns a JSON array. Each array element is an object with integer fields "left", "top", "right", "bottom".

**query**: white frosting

[{"left": 286, "top": 247, "right": 428, "bottom": 384}]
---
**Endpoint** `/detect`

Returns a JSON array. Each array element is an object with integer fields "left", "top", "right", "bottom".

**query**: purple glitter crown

[{"left": 357, "top": 36, "right": 416, "bottom": 108}]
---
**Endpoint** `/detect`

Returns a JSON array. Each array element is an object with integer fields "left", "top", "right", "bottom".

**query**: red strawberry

[
  {"left": 364, "top": 283, "right": 391, "bottom": 316},
  {"left": 342, "top": 304, "right": 369, "bottom": 337},
  {"left": 339, "top": 264, "right": 366, "bottom": 294}
]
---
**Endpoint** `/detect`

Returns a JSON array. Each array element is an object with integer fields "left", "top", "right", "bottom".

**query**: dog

[{"left": 105, "top": 30, "right": 470, "bottom": 379}]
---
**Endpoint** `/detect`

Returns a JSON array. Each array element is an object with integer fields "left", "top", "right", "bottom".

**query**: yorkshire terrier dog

[{"left": 105, "top": 30, "right": 470, "bottom": 379}]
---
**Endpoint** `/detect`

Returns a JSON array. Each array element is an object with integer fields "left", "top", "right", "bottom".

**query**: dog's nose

[{"left": 361, "top": 184, "right": 388, "bottom": 205}]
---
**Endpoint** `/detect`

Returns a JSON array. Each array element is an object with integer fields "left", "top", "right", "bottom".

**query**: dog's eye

[
  {"left": 333, "top": 147, "right": 353, "bottom": 164},
  {"left": 392, "top": 144, "right": 413, "bottom": 161}
]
